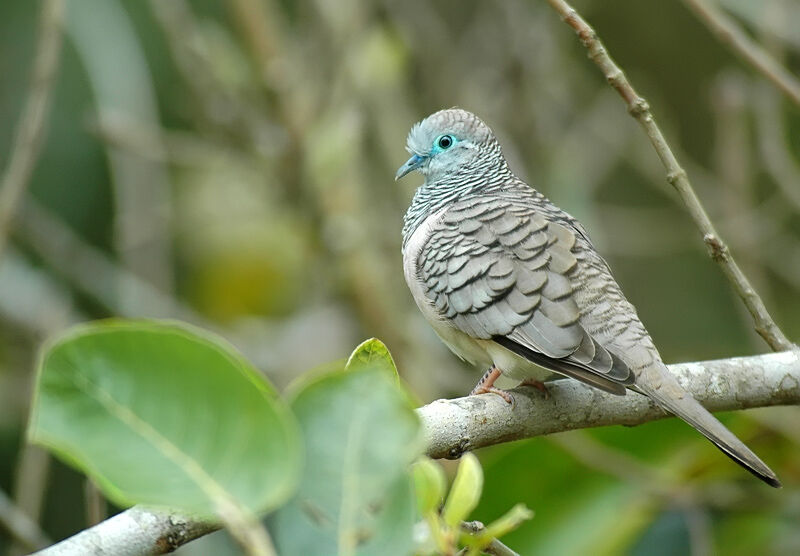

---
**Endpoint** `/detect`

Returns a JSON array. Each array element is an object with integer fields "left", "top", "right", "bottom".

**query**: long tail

[{"left": 636, "top": 363, "right": 781, "bottom": 488}]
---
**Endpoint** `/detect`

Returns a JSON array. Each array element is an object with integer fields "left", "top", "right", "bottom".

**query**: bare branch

[
  {"left": 84, "top": 480, "right": 106, "bottom": 527},
  {"left": 32, "top": 507, "right": 217, "bottom": 556},
  {"left": 0, "top": 0, "right": 64, "bottom": 261},
  {"left": 544, "top": 0, "right": 793, "bottom": 351},
  {"left": 35, "top": 351, "right": 800, "bottom": 555},
  {"left": 0, "top": 488, "right": 51, "bottom": 552},
  {"left": 421, "top": 351, "right": 800, "bottom": 458},
  {"left": 16, "top": 200, "right": 209, "bottom": 324},
  {"left": 461, "top": 521, "right": 521, "bottom": 556},
  {"left": 682, "top": 0, "right": 800, "bottom": 107},
  {"left": 754, "top": 83, "right": 800, "bottom": 215}
]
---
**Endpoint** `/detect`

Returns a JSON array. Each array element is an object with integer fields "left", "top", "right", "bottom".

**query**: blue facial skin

[
  {"left": 431, "top": 134, "right": 457, "bottom": 155},
  {"left": 395, "top": 134, "right": 459, "bottom": 180}
]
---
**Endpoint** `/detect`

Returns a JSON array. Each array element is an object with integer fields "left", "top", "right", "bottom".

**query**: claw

[
  {"left": 469, "top": 366, "right": 514, "bottom": 404},
  {"left": 521, "top": 378, "right": 550, "bottom": 399},
  {"left": 474, "top": 386, "right": 514, "bottom": 404}
]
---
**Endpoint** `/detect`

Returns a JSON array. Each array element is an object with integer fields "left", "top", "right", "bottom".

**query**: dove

[{"left": 398, "top": 108, "right": 780, "bottom": 487}]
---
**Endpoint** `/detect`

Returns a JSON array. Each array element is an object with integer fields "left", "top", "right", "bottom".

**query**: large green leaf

[
  {"left": 28, "top": 320, "right": 301, "bottom": 517},
  {"left": 272, "top": 344, "right": 424, "bottom": 556}
]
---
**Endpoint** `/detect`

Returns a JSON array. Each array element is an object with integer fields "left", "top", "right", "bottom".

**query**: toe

[{"left": 488, "top": 387, "right": 514, "bottom": 405}]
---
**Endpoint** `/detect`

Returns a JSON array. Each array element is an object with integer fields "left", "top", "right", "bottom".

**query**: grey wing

[{"left": 419, "top": 197, "right": 634, "bottom": 395}]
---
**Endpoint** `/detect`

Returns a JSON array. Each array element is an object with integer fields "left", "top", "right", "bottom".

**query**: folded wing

[{"left": 418, "top": 195, "right": 634, "bottom": 395}]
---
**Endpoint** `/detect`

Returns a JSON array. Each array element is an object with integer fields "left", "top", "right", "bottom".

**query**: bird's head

[{"left": 395, "top": 108, "right": 500, "bottom": 182}]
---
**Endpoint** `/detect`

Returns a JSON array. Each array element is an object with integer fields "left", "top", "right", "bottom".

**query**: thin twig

[
  {"left": 754, "top": 83, "right": 800, "bottom": 214},
  {"left": 748, "top": 407, "right": 800, "bottom": 446},
  {"left": 9, "top": 446, "right": 52, "bottom": 556},
  {"left": 548, "top": 431, "right": 774, "bottom": 515},
  {"left": 84, "top": 480, "right": 106, "bottom": 527},
  {"left": 548, "top": 433, "right": 686, "bottom": 498},
  {"left": 764, "top": 233, "right": 800, "bottom": 293},
  {"left": 461, "top": 521, "right": 521, "bottom": 556},
  {"left": 0, "top": 488, "right": 51, "bottom": 552},
  {"left": 0, "top": 0, "right": 65, "bottom": 262},
  {"left": 709, "top": 73, "right": 776, "bottom": 326},
  {"left": 684, "top": 505, "right": 713, "bottom": 556},
  {"left": 147, "top": 0, "right": 269, "bottom": 141},
  {"left": 228, "top": 0, "right": 282, "bottom": 84},
  {"left": 681, "top": 0, "right": 800, "bottom": 108},
  {"left": 16, "top": 200, "right": 210, "bottom": 325},
  {"left": 544, "top": 0, "right": 793, "bottom": 351}
]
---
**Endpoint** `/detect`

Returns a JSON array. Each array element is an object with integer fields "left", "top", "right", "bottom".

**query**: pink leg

[
  {"left": 520, "top": 378, "right": 550, "bottom": 399},
  {"left": 470, "top": 366, "right": 513, "bottom": 404}
]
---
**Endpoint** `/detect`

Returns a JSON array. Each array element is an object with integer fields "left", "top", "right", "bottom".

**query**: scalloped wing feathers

[{"left": 417, "top": 196, "right": 634, "bottom": 392}]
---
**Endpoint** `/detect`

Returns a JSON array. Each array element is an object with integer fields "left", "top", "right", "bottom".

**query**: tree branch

[
  {"left": 681, "top": 0, "right": 800, "bottom": 108},
  {"left": 461, "top": 521, "right": 521, "bottom": 556},
  {"left": 0, "top": 0, "right": 64, "bottom": 262},
  {"left": 35, "top": 351, "right": 800, "bottom": 555},
  {"left": 544, "top": 0, "right": 794, "bottom": 352},
  {"left": 32, "top": 507, "right": 217, "bottom": 556},
  {"left": 422, "top": 351, "right": 800, "bottom": 458},
  {"left": 0, "top": 488, "right": 51, "bottom": 552}
]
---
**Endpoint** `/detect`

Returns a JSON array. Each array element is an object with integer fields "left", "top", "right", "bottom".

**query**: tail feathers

[{"left": 637, "top": 364, "right": 781, "bottom": 488}]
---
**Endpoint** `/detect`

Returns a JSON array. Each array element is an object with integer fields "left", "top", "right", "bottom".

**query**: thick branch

[
  {"left": 32, "top": 507, "right": 217, "bottom": 556},
  {"left": 36, "top": 352, "right": 800, "bottom": 555},
  {"left": 422, "top": 351, "right": 800, "bottom": 459},
  {"left": 545, "top": 0, "right": 793, "bottom": 351}
]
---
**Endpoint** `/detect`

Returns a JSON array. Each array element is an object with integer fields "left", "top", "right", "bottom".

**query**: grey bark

[
  {"left": 422, "top": 350, "right": 800, "bottom": 459},
  {"left": 32, "top": 508, "right": 216, "bottom": 556}
]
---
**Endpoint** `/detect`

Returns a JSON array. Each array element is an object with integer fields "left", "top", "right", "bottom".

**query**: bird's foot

[
  {"left": 471, "top": 385, "right": 514, "bottom": 404},
  {"left": 520, "top": 378, "right": 550, "bottom": 399},
  {"left": 469, "top": 366, "right": 514, "bottom": 404}
]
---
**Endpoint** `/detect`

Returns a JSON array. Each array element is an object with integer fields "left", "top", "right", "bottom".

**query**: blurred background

[{"left": 1, "top": 0, "right": 799, "bottom": 554}]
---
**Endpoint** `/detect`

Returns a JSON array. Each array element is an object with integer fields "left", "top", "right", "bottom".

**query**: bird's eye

[{"left": 437, "top": 135, "right": 454, "bottom": 150}]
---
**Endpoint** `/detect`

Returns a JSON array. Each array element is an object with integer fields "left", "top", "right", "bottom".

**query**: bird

[{"left": 397, "top": 107, "right": 780, "bottom": 488}]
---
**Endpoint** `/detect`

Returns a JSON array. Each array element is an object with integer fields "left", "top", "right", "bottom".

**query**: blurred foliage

[
  {"left": 1, "top": 0, "right": 799, "bottom": 554},
  {"left": 29, "top": 320, "right": 301, "bottom": 517},
  {"left": 273, "top": 338, "right": 423, "bottom": 555},
  {"left": 414, "top": 454, "right": 533, "bottom": 555},
  {"left": 30, "top": 326, "right": 427, "bottom": 554}
]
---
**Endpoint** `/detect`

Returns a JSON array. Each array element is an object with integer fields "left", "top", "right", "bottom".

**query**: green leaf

[
  {"left": 272, "top": 358, "right": 424, "bottom": 556},
  {"left": 479, "top": 503, "right": 534, "bottom": 542},
  {"left": 442, "top": 453, "right": 483, "bottom": 528},
  {"left": 28, "top": 320, "right": 301, "bottom": 517},
  {"left": 350, "top": 474, "right": 417, "bottom": 556},
  {"left": 412, "top": 457, "right": 447, "bottom": 515},
  {"left": 345, "top": 338, "right": 399, "bottom": 379}
]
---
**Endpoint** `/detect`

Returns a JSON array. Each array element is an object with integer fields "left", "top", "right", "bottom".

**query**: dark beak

[{"left": 395, "top": 154, "right": 425, "bottom": 181}]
